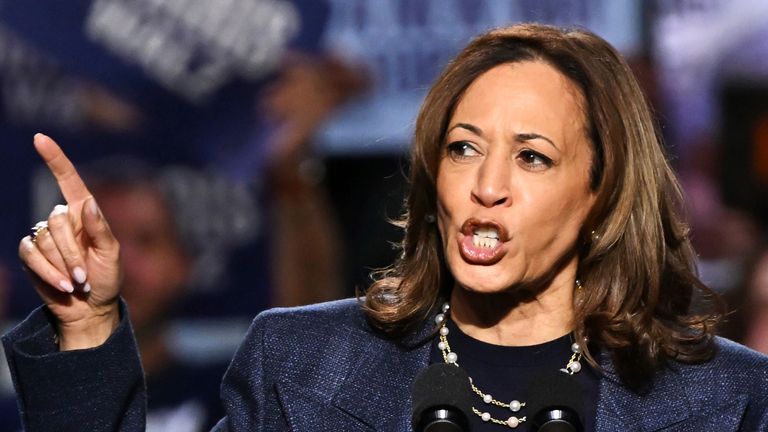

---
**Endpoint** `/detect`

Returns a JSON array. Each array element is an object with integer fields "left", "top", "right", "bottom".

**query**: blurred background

[{"left": 1, "top": 0, "right": 767, "bottom": 430}]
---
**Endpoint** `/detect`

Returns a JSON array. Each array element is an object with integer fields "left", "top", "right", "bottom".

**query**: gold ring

[{"left": 30, "top": 221, "right": 48, "bottom": 243}]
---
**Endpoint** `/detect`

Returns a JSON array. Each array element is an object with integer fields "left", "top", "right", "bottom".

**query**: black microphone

[
  {"left": 525, "top": 371, "right": 584, "bottom": 432},
  {"left": 532, "top": 407, "right": 582, "bottom": 432},
  {"left": 411, "top": 363, "right": 473, "bottom": 432}
]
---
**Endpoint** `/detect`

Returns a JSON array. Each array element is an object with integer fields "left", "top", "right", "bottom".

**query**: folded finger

[
  {"left": 82, "top": 197, "right": 117, "bottom": 252},
  {"left": 47, "top": 204, "right": 88, "bottom": 285},
  {"left": 31, "top": 222, "right": 68, "bottom": 275},
  {"left": 19, "top": 237, "right": 74, "bottom": 293}
]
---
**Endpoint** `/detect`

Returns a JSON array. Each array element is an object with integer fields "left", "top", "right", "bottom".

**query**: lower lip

[{"left": 458, "top": 233, "right": 506, "bottom": 265}]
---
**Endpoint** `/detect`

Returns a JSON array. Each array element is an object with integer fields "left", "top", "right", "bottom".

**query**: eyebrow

[
  {"left": 448, "top": 123, "right": 559, "bottom": 151},
  {"left": 448, "top": 123, "right": 483, "bottom": 136},
  {"left": 515, "top": 132, "right": 559, "bottom": 152}
]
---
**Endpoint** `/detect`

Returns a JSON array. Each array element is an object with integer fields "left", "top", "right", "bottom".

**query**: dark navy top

[{"left": 430, "top": 318, "right": 599, "bottom": 432}]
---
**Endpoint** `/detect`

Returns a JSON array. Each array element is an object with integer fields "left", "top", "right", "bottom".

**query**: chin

[
  {"left": 451, "top": 263, "right": 517, "bottom": 294},
  {"left": 457, "top": 283, "right": 508, "bottom": 295}
]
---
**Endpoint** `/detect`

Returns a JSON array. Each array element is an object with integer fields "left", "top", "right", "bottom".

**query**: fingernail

[
  {"left": 59, "top": 280, "right": 74, "bottom": 293},
  {"left": 73, "top": 267, "right": 87, "bottom": 284},
  {"left": 52, "top": 204, "right": 68, "bottom": 216},
  {"left": 34, "top": 133, "right": 52, "bottom": 146},
  {"left": 83, "top": 283, "right": 92, "bottom": 293},
  {"left": 87, "top": 198, "right": 99, "bottom": 216}
]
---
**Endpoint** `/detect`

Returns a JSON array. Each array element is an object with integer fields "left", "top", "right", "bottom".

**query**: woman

[{"left": 5, "top": 24, "right": 768, "bottom": 431}]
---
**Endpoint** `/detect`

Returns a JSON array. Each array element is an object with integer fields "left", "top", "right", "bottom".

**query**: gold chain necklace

[{"left": 435, "top": 302, "right": 583, "bottom": 429}]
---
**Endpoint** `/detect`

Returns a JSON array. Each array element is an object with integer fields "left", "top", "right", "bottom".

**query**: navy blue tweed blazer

[{"left": 4, "top": 298, "right": 768, "bottom": 431}]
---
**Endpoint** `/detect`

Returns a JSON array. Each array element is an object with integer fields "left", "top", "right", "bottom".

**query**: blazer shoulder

[
  {"left": 713, "top": 336, "right": 768, "bottom": 362},
  {"left": 245, "top": 298, "right": 374, "bottom": 363},
  {"left": 711, "top": 337, "right": 768, "bottom": 373},
  {"left": 253, "top": 297, "right": 367, "bottom": 333},
  {"left": 679, "top": 337, "right": 768, "bottom": 399}
]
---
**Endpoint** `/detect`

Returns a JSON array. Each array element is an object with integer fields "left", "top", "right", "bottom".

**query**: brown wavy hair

[{"left": 363, "top": 23, "right": 722, "bottom": 387}]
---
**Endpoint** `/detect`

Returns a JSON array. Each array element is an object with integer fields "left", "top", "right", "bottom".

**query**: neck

[{"left": 449, "top": 269, "right": 577, "bottom": 346}]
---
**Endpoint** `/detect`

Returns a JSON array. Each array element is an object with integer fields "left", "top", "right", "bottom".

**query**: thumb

[{"left": 81, "top": 197, "right": 117, "bottom": 252}]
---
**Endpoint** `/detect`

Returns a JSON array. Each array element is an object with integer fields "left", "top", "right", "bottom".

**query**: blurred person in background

[
  {"left": 740, "top": 249, "right": 768, "bottom": 354},
  {"left": 85, "top": 160, "right": 223, "bottom": 431},
  {"left": 722, "top": 245, "right": 768, "bottom": 355},
  {"left": 261, "top": 53, "right": 365, "bottom": 307},
  {"left": 677, "top": 138, "right": 764, "bottom": 295}
]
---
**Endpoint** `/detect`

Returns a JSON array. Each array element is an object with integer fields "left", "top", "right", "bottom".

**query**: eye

[
  {"left": 446, "top": 141, "right": 481, "bottom": 161},
  {"left": 517, "top": 149, "right": 553, "bottom": 170}
]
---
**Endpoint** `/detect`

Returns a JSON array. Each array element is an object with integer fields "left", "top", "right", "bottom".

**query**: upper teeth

[
  {"left": 472, "top": 227, "right": 499, "bottom": 248},
  {"left": 474, "top": 228, "right": 499, "bottom": 239}
]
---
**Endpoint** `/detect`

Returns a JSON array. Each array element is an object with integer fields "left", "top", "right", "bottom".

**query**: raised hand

[{"left": 18, "top": 134, "right": 121, "bottom": 350}]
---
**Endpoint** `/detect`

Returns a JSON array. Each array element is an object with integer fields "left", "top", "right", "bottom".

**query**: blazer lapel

[
  {"left": 596, "top": 359, "right": 749, "bottom": 432},
  {"left": 276, "top": 380, "right": 375, "bottom": 432},
  {"left": 596, "top": 353, "right": 747, "bottom": 432},
  {"left": 333, "top": 321, "right": 435, "bottom": 431},
  {"left": 670, "top": 395, "right": 747, "bottom": 432},
  {"left": 596, "top": 353, "right": 693, "bottom": 432}
]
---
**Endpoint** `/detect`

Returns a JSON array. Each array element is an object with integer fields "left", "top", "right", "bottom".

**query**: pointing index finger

[{"left": 33, "top": 133, "right": 92, "bottom": 204}]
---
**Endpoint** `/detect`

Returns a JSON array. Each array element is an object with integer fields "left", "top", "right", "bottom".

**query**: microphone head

[
  {"left": 411, "top": 363, "right": 473, "bottom": 431},
  {"left": 532, "top": 408, "right": 581, "bottom": 432},
  {"left": 525, "top": 371, "right": 584, "bottom": 432}
]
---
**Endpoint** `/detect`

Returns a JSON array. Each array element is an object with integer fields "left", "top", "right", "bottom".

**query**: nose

[{"left": 471, "top": 152, "right": 511, "bottom": 207}]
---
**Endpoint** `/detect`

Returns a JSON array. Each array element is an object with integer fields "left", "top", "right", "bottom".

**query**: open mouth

[{"left": 458, "top": 219, "right": 509, "bottom": 265}]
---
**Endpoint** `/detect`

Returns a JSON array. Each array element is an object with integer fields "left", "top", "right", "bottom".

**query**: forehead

[{"left": 450, "top": 61, "right": 588, "bottom": 142}]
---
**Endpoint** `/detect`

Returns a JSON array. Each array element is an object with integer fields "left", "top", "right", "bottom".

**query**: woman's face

[{"left": 436, "top": 61, "right": 596, "bottom": 294}]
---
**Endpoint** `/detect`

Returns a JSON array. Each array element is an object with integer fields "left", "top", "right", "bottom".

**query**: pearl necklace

[{"left": 435, "top": 302, "right": 583, "bottom": 429}]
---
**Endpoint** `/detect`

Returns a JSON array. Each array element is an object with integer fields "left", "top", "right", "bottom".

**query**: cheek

[
  {"left": 435, "top": 176, "right": 470, "bottom": 230},
  {"left": 435, "top": 172, "right": 453, "bottom": 230},
  {"left": 517, "top": 187, "right": 593, "bottom": 243},
  {"left": 435, "top": 165, "right": 470, "bottom": 219}
]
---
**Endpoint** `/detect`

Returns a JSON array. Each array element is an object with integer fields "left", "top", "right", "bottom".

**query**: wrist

[{"left": 57, "top": 304, "right": 120, "bottom": 351}]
